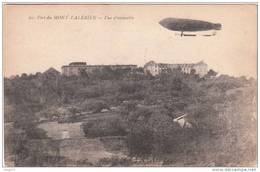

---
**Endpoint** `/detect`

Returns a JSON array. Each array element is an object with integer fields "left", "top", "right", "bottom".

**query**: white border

[{"left": 0, "top": 1, "right": 258, "bottom": 172}]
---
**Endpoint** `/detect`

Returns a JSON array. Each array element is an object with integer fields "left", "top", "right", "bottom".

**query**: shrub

[
  {"left": 81, "top": 100, "right": 109, "bottom": 113},
  {"left": 81, "top": 118, "right": 127, "bottom": 138},
  {"left": 96, "top": 156, "right": 133, "bottom": 166},
  {"left": 75, "top": 87, "right": 104, "bottom": 99},
  {"left": 126, "top": 126, "right": 154, "bottom": 158},
  {"left": 119, "top": 82, "right": 144, "bottom": 94}
]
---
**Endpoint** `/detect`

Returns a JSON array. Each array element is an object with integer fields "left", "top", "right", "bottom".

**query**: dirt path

[
  {"left": 37, "top": 121, "right": 127, "bottom": 164},
  {"left": 38, "top": 122, "right": 84, "bottom": 139}
]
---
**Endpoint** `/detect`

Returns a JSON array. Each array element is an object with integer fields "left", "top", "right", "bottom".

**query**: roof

[
  {"left": 144, "top": 60, "right": 206, "bottom": 68},
  {"left": 69, "top": 62, "right": 87, "bottom": 66},
  {"left": 174, "top": 114, "right": 188, "bottom": 121},
  {"left": 62, "top": 64, "right": 137, "bottom": 68}
]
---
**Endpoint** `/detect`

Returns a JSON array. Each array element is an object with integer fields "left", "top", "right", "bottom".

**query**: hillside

[{"left": 4, "top": 69, "right": 257, "bottom": 166}]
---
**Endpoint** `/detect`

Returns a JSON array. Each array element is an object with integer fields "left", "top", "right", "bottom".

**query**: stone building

[
  {"left": 61, "top": 62, "right": 137, "bottom": 76},
  {"left": 62, "top": 62, "right": 87, "bottom": 76},
  {"left": 144, "top": 60, "right": 208, "bottom": 77}
]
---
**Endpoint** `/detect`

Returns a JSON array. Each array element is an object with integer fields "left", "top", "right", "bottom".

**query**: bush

[
  {"left": 75, "top": 87, "right": 104, "bottom": 99},
  {"left": 119, "top": 82, "right": 144, "bottom": 94},
  {"left": 126, "top": 126, "right": 153, "bottom": 158},
  {"left": 81, "top": 100, "right": 109, "bottom": 113},
  {"left": 81, "top": 118, "right": 127, "bottom": 138},
  {"left": 96, "top": 156, "right": 133, "bottom": 166},
  {"left": 120, "top": 101, "right": 137, "bottom": 118},
  {"left": 25, "top": 126, "right": 48, "bottom": 139},
  {"left": 127, "top": 107, "right": 152, "bottom": 123}
]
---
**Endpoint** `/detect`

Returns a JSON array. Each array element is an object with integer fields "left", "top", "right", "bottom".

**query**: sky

[{"left": 3, "top": 4, "right": 257, "bottom": 77}]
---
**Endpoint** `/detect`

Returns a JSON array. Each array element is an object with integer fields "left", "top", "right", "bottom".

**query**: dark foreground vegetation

[{"left": 4, "top": 67, "right": 257, "bottom": 166}]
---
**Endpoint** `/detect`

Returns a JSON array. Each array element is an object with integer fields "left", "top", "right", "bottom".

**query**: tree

[
  {"left": 206, "top": 69, "right": 218, "bottom": 78},
  {"left": 126, "top": 125, "right": 153, "bottom": 159}
]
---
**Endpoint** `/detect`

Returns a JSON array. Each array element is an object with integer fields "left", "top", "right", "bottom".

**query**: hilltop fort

[{"left": 61, "top": 60, "right": 208, "bottom": 77}]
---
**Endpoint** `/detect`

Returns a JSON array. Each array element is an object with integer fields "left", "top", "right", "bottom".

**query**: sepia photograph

[{"left": 3, "top": 3, "right": 257, "bottom": 167}]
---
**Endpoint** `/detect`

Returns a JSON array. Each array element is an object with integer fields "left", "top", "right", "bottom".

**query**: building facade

[
  {"left": 144, "top": 60, "right": 208, "bottom": 77},
  {"left": 62, "top": 62, "right": 137, "bottom": 76}
]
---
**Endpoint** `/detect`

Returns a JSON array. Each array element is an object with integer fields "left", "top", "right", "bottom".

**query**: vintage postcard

[{"left": 3, "top": 4, "right": 257, "bottom": 167}]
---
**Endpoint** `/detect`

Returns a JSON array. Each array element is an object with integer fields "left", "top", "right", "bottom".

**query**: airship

[{"left": 159, "top": 18, "right": 222, "bottom": 37}]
